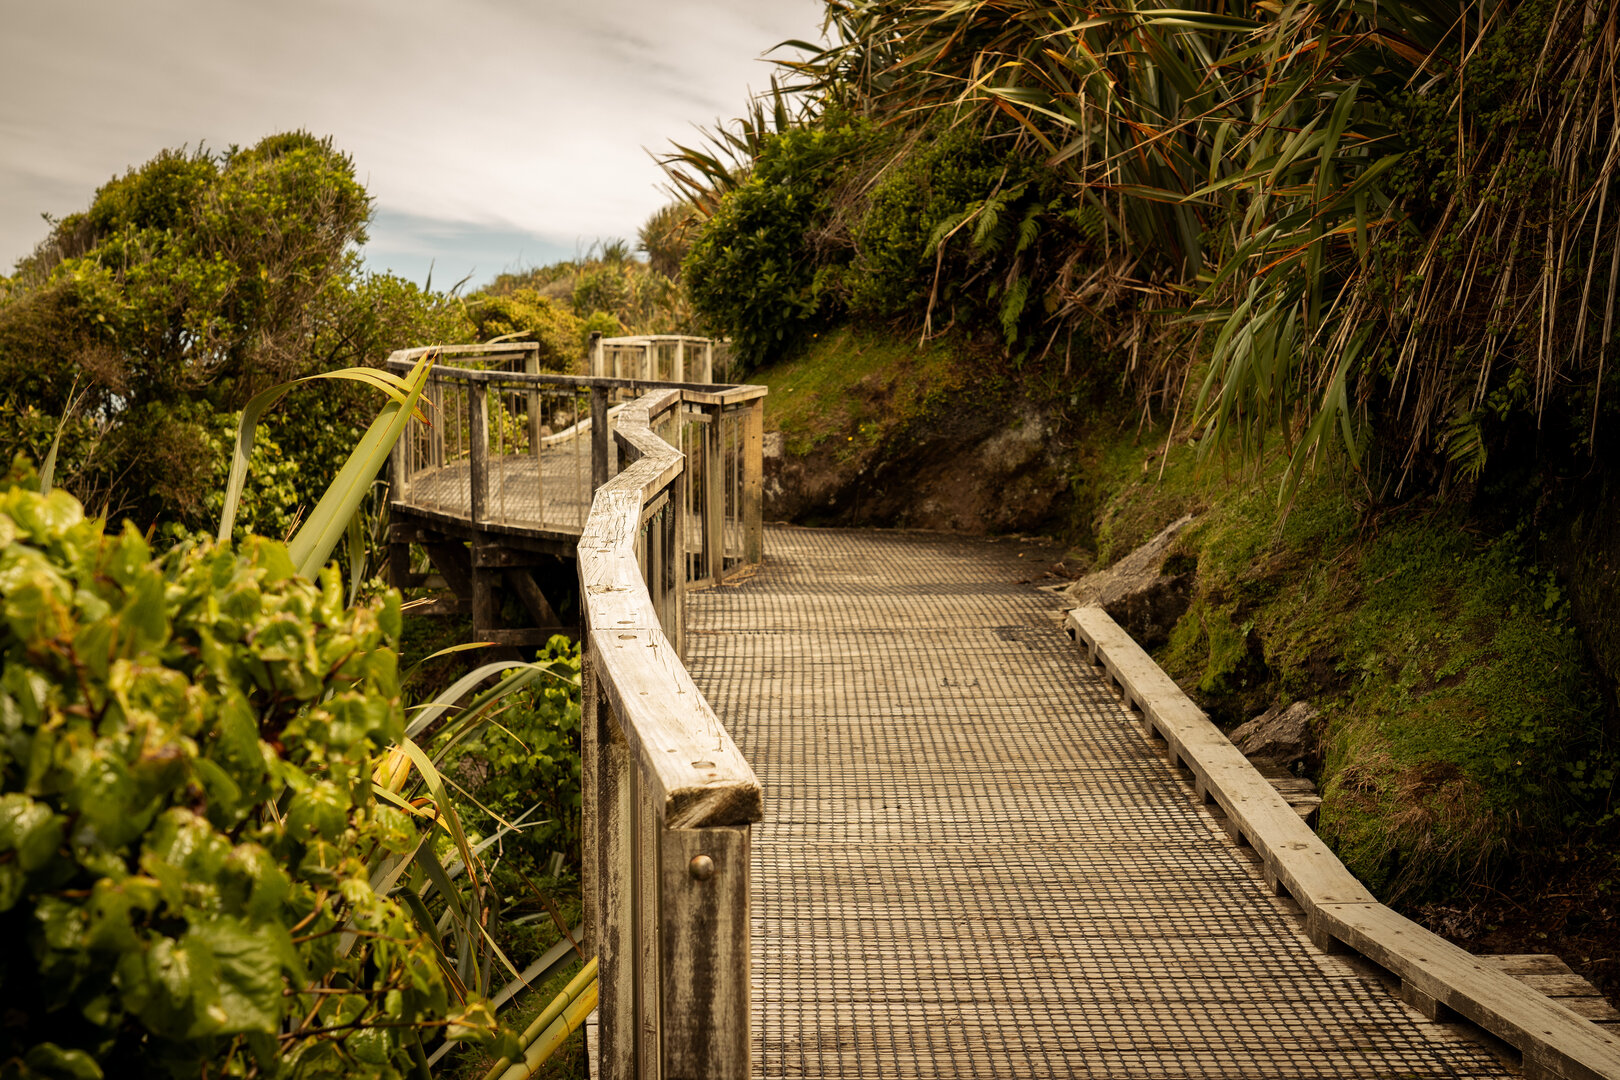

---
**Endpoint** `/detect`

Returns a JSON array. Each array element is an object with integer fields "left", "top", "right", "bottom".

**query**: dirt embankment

[{"left": 755, "top": 327, "right": 1100, "bottom": 536}]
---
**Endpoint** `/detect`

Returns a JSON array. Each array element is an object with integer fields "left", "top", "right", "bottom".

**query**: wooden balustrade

[
  {"left": 384, "top": 346, "right": 767, "bottom": 1074},
  {"left": 580, "top": 388, "right": 764, "bottom": 1079}
]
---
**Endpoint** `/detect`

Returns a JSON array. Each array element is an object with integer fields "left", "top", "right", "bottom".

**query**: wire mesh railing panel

[{"left": 388, "top": 351, "right": 762, "bottom": 556}]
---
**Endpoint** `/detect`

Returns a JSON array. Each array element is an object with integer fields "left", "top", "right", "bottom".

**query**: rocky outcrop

[
  {"left": 1228, "top": 701, "right": 1320, "bottom": 772},
  {"left": 1063, "top": 515, "right": 1197, "bottom": 648}
]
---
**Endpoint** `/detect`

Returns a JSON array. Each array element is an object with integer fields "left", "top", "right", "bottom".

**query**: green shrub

[
  {"left": 0, "top": 482, "right": 489, "bottom": 1078},
  {"left": 682, "top": 116, "right": 877, "bottom": 369},
  {"left": 462, "top": 289, "right": 584, "bottom": 371},
  {"left": 441, "top": 636, "right": 582, "bottom": 874},
  {"left": 0, "top": 133, "right": 474, "bottom": 533},
  {"left": 849, "top": 128, "right": 1012, "bottom": 319}
]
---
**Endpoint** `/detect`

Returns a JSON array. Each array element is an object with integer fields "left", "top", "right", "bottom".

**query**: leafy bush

[
  {"left": 849, "top": 128, "right": 1010, "bottom": 318},
  {"left": 461, "top": 290, "right": 583, "bottom": 371},
  {"left": 0, "top": 133, "right": 473, "bottom": 531},
  {"left": 0, "top": 482, "right": 489, "bottom": 1078},
  {"left": 682, "top": 116, "right": 877, "bottom": 368},
  {"left": 441, "top": 637, "right": 582, "bottom": 874}
]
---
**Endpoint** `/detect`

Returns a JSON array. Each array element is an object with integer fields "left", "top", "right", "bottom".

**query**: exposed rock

[
  {"left": 1229, "top": 701, "right": 1319, "bottom": 771},
  {"left": 763, "top": 431, "right": 784, "bottom": 460},
  {"left": 1064, "top": 514, "right": 1197, "bottom": 647}
]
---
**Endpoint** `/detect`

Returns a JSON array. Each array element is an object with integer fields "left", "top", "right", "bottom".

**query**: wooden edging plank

[{"left": 1066, "top": 604, "right": 1620, "bottom": 1080}]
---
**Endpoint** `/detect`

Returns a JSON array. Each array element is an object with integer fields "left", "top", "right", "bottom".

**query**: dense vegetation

[
  {"left": 0, "top": 133, "right": 607, "bottom": 1077},
  {"left": 671, "top": 0, "right": 1620, "bottom": 484}
]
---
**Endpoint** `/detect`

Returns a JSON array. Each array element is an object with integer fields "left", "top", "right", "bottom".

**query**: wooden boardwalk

[
  {"left": 684, "top": 527, "right": 1513, "bottom": 1079},
  {"left": 402, "top": 439, "right": 604, "bottom": 535}
]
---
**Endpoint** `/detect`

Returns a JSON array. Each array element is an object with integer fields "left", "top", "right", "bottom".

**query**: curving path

[{"left": 684, "top": 526, "right": 1510, "bottom": 1079}]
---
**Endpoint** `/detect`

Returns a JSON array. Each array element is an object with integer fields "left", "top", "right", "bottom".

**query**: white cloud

[{"left": 0, "top": 0, "right": 822, "bottom": 282}]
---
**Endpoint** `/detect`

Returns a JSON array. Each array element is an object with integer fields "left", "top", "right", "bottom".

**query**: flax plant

[{"left": 675, "top": 0, "right": 1620, "bottom": 487}]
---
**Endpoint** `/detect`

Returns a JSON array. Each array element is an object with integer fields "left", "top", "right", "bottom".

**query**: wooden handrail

[
  {"left": 382, "top": 353, "right": 764, "bottom": 401},
  {"left": 578, "top": 388, "right": 764, "bottom": 1079}
]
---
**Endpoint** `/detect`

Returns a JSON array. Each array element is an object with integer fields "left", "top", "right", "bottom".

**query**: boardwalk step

[
  {"left": 1252, "top": 759, "right": 1323, "bottom": 827},
  {"left": 1479, "top": 955, "right": 1620, "bottom": 1028}
]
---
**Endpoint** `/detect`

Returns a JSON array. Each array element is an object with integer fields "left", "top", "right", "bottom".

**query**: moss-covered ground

[{"left": 754, "top": 324, "right": 984, "bottom": 459}]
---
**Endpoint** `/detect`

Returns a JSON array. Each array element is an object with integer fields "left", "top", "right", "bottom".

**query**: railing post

[
  {"left": 671, "top": 462, "right": 687, "bottom": 655},
  {"left": 700, "top": 341, "right": 714, "bottom": 384},
  {"left": 469, "top": 381, "right": 489, "bottom": 525},
  {"left": 390, "top": 410, "right": 412, "bottom": 503},
  {"left": 742, "top": 398, "right": 763, "bottom": 566},
  {"left": 591, "top": 386, "right": 611, "bottom": 494},
  {"left": 584, "top": 660, "right": 636, "bottom": 1079},
  {"left": 591, "top": 331, "right": 604, "bottom": 378},
  {"left": 704, "top": 405, "right": 725, "bottom": 582},
  {"left": 673, "top": 339, "right": 685, "bottom": 383},
  {"left": 659, "top": 825, "right": 751, "bottom": 1078},
  {"left": 524, "top": 348, "right": 542, "bottom": 457}
]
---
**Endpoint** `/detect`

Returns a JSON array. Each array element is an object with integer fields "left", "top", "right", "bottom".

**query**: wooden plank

[
  {"left": 478, "top": 627, "right": 574, "bottom": 647},
  {"left": 421, "top": 541, "right": 473, "bottom": 599},
  {"left": 1069, "top": 607, "right": 1376, "bottom": 912},
  {"left": 577, "top": 395, "right": 761, "bottom": 827},
  {"left": 742, "top": 398, "right": 764, "bottom": 567},
  {"left": 469, "top": 382, "right": 490, "bottom": 525},
  {"left": 505, "top": 567, "right": 562, "bottom": 627},
  {"left": 593, "top": 692, "right": 635, "bottom": 1080},
  {"left": 703, "top": 405, "right": 724, "bottom": 583},
  {"left": 659, "top": 826, "right": 751, "bottom": 1079},
  {"left": 590, "top": 386, "right": 610, "bottom": 495},
  {"left": 401, "top": 596, "right": 468, "bottom": 617},
  {"left": 634, "top": 764, "right": 661, "bottom": 1079},
  {"left": 1319, "top": 902, "right": 1620, "bottom": 1079}
]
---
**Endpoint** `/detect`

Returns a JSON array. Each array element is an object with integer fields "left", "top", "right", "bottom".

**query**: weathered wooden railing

[
  {"left": 385, "top": 345, "right": 762, "bottom": 582},
  {"left": 579, "top": 386, "right": 765, "bottom": 1078},
  {"left": 591, "top": 334, "right": 727, "bottom": 386}
]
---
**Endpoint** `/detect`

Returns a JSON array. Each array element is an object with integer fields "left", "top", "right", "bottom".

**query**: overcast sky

[{"left": 1, "top": 0, "right": 823, "bottom": 289}]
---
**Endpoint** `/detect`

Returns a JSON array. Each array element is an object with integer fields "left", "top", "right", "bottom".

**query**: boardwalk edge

[{"left": 1066, "top": 604, "right": 1620, "bottom": 1080}]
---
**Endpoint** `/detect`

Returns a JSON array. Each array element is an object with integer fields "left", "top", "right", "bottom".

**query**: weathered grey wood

[
  {"left": 524, "top": 349, "right": 544, "bottom": 458},
  {"left": 469, "top": 382, "right": 490, "bottom": 525},
  {"left": 421, "top": 541, "right": 473, "bottom": 598},
  {"left": 700, "top": 341, "right": 713, "bottom": 384},
  {"left": 704, "top": 406, "right": 724, "bottom": 584},
  {"left": 635, "top": 765, "right": 662, "bottom": 1080},
  {"left": 1069, "top": 607, "right": 1377, "bottom": 913},
  {"left": 593, "top": 693, "right": 635, "bottom": 1080},
  {"left": 471, "top": 567, "right": 498, "bottom": 635},
  {"left": 659, "top": 826, "right": 750, "bottom": 1079},
  {"left": 579, "top": 389, "right": 763, "bottom": 1078},
  {"left": 1070, "top": 603, "right": 1620, "bottom": 1080},
  {"left": 591, "top": 386, "right": 611, "bottom": 495},
  {"left": 742, "top": 398, "right": 763, "bottom": 567},
  {"left": 581, "top": 649, "right": 601, "bottom": 961}
]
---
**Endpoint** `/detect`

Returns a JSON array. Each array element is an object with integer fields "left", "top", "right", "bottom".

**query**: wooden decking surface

[
  {"left": 684, "top": 527, "right": 1513, "bottom": 1079},
  {"left": 402, "top": 443, "right": 601, "bottom": 536}
]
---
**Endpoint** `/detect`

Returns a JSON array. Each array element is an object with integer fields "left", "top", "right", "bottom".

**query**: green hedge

[{"left": 0, "top": 483, "right": 485, "bottom": 1078}]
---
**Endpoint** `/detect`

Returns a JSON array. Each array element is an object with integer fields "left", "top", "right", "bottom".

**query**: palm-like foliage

[{"left": 684, "top": 0, "right": 1620, "bottom": 484}]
